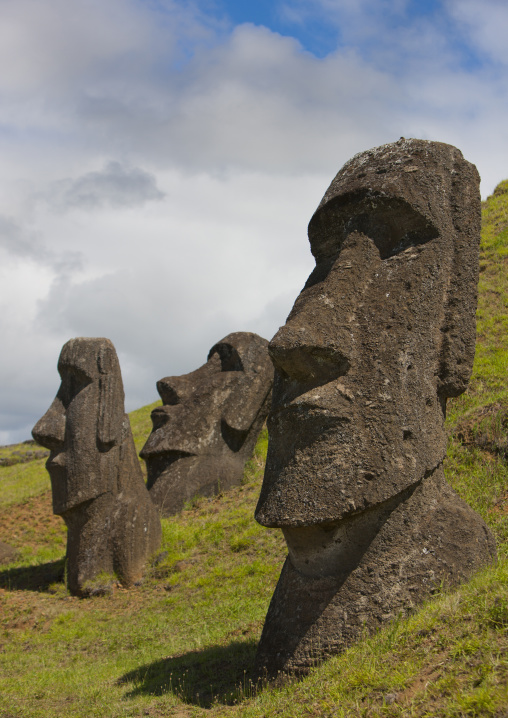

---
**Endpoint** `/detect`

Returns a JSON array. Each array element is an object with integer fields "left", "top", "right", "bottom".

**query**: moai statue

[
  {"left": 141, "top": 332, "right": 273, "bottom": 516},
  {"left": 254, "top": 139, "right": 497, "bottom": 678},
  {"left": 33, "top": 338, "right": 161, "bottom": 596}
]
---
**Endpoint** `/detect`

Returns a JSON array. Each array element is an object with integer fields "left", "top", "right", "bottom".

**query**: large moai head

[
  {"left": 253, "top": 140, "right": 496, "bottom": 679},
  {"left": 256, "top": 138, "right": 481, "bottom": 529},
  {"left": 33, "top": 338, "right": 161, "bottom": 595},
  {"left": 141, "top": 331, "right": 273, "bottom": 516}
]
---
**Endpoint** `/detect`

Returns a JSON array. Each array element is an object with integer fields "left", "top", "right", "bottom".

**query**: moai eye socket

[
  {"left": 57, "top": 366, "right": 93, "bottom": 409},
  {"left": 344, "top": 196, "right": 439, "bottom": 259},
  {"left": 308, "top": 190, "right": 439, "bottom": 262},
  {"left": 207, "top": 342, "right": 244, "bottom": 372}
]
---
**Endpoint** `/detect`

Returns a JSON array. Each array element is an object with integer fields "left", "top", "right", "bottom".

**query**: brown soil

[
  {"left": 0, "top": 541, "right": 18, "bottom": 565},
  {"left": 0, "top": 490, "right": 65, "bottom": 551},
  {"left": 395, "top": 654, "right": 447, "bottom": 704},
  {"left": 453, "top": 401, "right": 508, "bottom": 456},
  {"left": 491, "top": 491, "right": 508, "bottom": 516}
]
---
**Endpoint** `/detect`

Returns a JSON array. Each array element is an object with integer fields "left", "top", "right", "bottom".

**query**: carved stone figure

[
  {"left": 33, "top": 338, "right": 161, "bottom": 596},
  {"left": 254, "top": 139, "right": 497, "bottom": 678},
  {"left": 141, "top": 332, "right": 273, "bottom": 516}
]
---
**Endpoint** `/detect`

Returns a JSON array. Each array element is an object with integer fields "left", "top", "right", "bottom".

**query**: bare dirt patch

[{"left": 0, "top": 490, "right": 64, "bottom": 552}]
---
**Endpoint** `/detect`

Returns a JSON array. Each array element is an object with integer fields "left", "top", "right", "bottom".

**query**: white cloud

[
  {"left": 446, "top": 0, "right": 508, "bottom": 65},
  {"left": 0, "top": 0, "right": 164, "bottom": 94},
  {"left": 1, "top": 0, "right": 508, "bottom": 443},
  {"left": 33, "top": 170, "right": 316, "bottom": 404},
  {"left": 0, "top": 259, "right": 63, "bottom": 442}
]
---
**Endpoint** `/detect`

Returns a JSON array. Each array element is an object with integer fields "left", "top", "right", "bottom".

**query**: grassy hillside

[{"left": 1, "top": 183, "right": 508, "bottom": 717}]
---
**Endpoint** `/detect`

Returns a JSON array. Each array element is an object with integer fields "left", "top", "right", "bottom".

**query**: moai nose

[
  {"left": 32, "top": 397, "right": 66, "bottom": 450},
  {"left": 156, "top": 376, "right": 187, "bottom": 406},
  {"left": 269, "top": 325, "right": 350, "bottom": 385}
]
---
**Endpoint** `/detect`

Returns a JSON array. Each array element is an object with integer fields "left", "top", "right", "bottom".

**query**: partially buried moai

[
  {"left": 254, "top": 139, "right": 497, "bottom": 678},
  {"left": 141, "top": 332, "right": 273, "bottom": 516},
  {"left": 32, "top": 338, "right": 161, "bottom": 596}
]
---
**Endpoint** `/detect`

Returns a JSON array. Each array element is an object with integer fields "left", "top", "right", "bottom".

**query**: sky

[{"left": 1, "top": 0, "right": 508, "bottom": 444}]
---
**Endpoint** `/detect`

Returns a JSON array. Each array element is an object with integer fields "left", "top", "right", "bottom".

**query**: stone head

[
  {"left": 32, "top": 338, "right": 125, "bottom": 515},
  {"left": 141, "top": 331, "right": 273, "bottom": 513},
  {"left": 255, "top": 139, "right": 481, "bottom": 528}
]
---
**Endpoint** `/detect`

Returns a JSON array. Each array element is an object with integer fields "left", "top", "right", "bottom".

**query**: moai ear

[
  {"left": 222, "top": 371, "right": 272, "bottom": 434},
  {"left": 207, "top": 341, "right": 244, "bottom": 371},
  {"left": 209, "top": 333, "right": 273, "bottom": 451},
  {"left": 207, "top": 341, "right": 251, "bottom": 450},
  {"left": 438, "top": 154, "right": 481, "bottom": 399},
  {"left": 97, "top": 341, "right": 126, "bottom": 447}
]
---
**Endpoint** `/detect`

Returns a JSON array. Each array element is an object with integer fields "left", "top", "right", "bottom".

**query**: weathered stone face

[
  {"left": 141, "top": 331, "right": 273, "bottom": 516},
  {"left": 256, "top": 139, "right": 481, "bottom": 527},
  {"left": 254, "top": 139, "right": 496, "bottom": 679},
  {"left": 33, "top": 338, "right": 161, "bottom": 596},
  {"left": 33, "top": 339, "right": 124, "bottom": 514}
]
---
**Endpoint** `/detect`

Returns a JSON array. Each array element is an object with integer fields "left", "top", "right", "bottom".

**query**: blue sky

[
  {"left": 0, "top": 0, "right": 507, "bottom": 442},
  {"left": 215, "top": 0, "right": 343, "bottom": 57},
  {"left": 166, "top": 0, "right": 488, "bottom": 68},
  {"left": 214, "top": 0, "right": 446, "bottom": 58}
]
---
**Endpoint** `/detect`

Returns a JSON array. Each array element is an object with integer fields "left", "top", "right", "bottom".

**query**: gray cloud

[
  {"left": 45, "top": 161, "right": 166, "bottom": 211},
  {"left": 1, "top": 0, "right": 508, "bottom": 444},
  {"left": 0, "top": 214, "right": 81, "bottom": 271},
  {"left": 0, "top": 215, "right": 44, "bottom": 259},
  {"left": 29, "top": 168, "right": 315, "bottom": 425}
]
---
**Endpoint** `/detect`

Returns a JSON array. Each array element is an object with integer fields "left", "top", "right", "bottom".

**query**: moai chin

[
  {"left": 141, "top": 331, "right": 273, "bottom": 517},
  {"left": 254, "top": 139, "right": 497, "bottom": 679},
  {"left": 33, "top": 338, "right": 161, "bottom": 596}
]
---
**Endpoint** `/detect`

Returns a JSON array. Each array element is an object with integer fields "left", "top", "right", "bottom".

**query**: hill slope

[{"left": 1, "top": 183, "right": 508, "bottom": 717}]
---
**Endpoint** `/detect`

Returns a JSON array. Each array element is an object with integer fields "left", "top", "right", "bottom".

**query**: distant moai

[
  {"left": 33, "top": 338, "right": 161, "bottom": 596},
  {"left": 254, "top": 139, "right": 497, "bottom": 678},
  {"left": 141, "top": 332, "right": 273, "bottom": 516}
]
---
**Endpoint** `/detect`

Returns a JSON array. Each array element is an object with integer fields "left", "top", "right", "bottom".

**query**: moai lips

[
  {"left": 33, "top": 338, "right": 161, "bottom": 596},
  {"left": 254, "top": 139, "right": 496, "bottom": 679},
  {"left": 141, "top": 332, "right": 273, "bottom": 516}
]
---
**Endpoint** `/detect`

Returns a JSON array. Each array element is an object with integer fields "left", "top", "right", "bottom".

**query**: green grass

[
  {"left": 1, "top": 181, "right": 508, "bottom": 717},
  {"left": 0, "top": 441, "right": 50, "bottom": 506},
  {"left": 128, "top": 400, "right": 160, "bottom": 456},
  {"left": 0, "top": 440, "right": 48, "bottom": 463},
  {"left": 0, "top": 429, "right": 286, "bottom": 717},
  {"left": 0, "top": 458, "right": 51, "bottom": 507}
]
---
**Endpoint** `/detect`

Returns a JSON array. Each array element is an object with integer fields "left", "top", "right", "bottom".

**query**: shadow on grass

[
  {"left": 119, "top": 638, "right": 260, "bottom": 707},
  {"left": 0, "top": 558, "right": 65, "bottom": 591}
]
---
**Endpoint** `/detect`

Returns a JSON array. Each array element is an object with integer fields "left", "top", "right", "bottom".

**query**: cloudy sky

[{"left": 1, "top": 0, "right": 507, "bottom": 444}]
